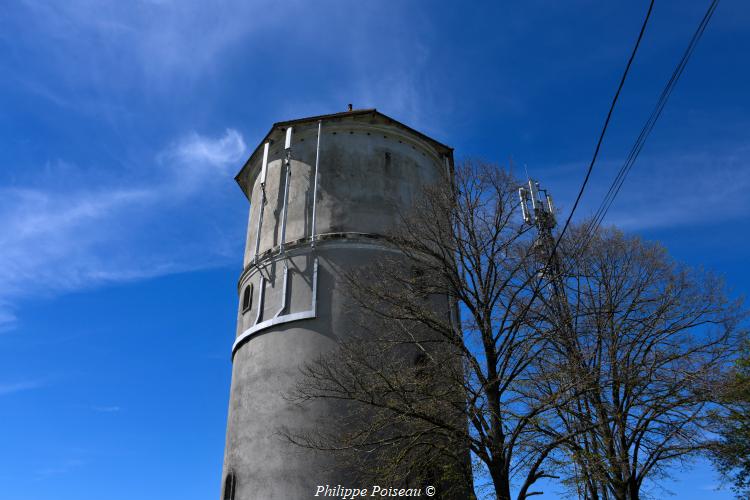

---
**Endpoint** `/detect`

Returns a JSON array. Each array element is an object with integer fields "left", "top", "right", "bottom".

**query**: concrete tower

[{"left": 221, "top": 109, "right": 454, "bottom": 499}]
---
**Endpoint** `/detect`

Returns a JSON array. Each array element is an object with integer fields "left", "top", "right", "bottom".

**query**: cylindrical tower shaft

[{"left": 221, "top": 109, "right": 454, "bottom": 499}]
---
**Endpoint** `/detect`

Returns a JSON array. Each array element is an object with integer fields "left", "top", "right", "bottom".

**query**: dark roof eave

[{"left": 272, "top": 108, "right": 377, "bottom": 129}]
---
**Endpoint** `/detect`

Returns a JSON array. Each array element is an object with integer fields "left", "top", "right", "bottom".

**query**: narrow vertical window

[
  {"left": 242, "top": 284, "right": 253, "bottom": 313},
  {"left": 414, "top": 351, "right": 430, "bottom": 380},
  {"left": 411, "top": 266, "right": 428, "bottom": 298},
  {"left": 223, "top": 471, "right": 237, "bottom": 500}
]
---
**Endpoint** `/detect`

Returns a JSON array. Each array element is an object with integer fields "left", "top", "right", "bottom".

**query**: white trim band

[{"left": 232, "top": 257, "right": 318, "bottom": 357}]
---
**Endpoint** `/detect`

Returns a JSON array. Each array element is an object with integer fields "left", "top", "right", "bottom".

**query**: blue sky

[{"left": 1, "top": 1, "right": 748, "bottom": 498}]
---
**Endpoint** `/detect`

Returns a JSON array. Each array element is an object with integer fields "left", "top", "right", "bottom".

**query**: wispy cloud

[
  {"left": 35, "top": 458, "right": 86, "bottom": 479},
  {"left": 166, "top": 129, "right": 245, "bottom": 168},
  {"left": 0, "top": 304, "right": 18, "bottom": 332},
  {"left": 0, "top": 380, "right": 44, "bottom": 396},
  {"left": 159, "top": 128, "right": 246, "bottom": 192},
  {"left": 6, "top": 1, "right": 444, "bottom": 136},
  {"left": 340, "top": 3, "right": 445, "bottom": 133},
  {"left": 0, "top": 129, "right": 247, "bottom": 329},
  {"left": 14, "top": 0, "right": 287, "bottom": 88},
  {"left": 536, "top": 142, "right": 750, "bottom": 231},
  {"left": 92, "top": 405, "right": 121, "bottom": 413},
  {"left": 600, "top": 146, "right": 750, "bottom": 230},
  {"left": 0, "top": 2, "right": 458, "bottom": 331}
]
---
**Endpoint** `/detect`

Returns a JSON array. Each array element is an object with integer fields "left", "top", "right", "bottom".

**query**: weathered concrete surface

[
  {"left": 241, "top": 111, "right": 451, "bottom": 266},
  {"left": 221, "top": 110, "right": 453, "bottom": 500}
]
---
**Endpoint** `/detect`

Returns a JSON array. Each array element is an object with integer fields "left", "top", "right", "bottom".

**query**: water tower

[{"left": 221, "top": 109, "right": 453, "bottom": 499}]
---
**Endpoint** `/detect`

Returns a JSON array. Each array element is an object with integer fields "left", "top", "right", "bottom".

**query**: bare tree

[
  {"left": 531, "top": 226, "right": 744, "bottom": 500},
  {"left": 286, "top": 161, "right": 578, "bottom": 500},
  {"left": 285, "top": 160, "right": 742, "bottom": 500}
]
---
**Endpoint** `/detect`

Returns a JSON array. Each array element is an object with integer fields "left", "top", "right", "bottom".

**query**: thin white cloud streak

[
  {"left": 48, "top": 0, "right": 439, "bottom": 125},
  {"left": 3, "top": 2, "right": 458, "bottom": 328},
  {"left": 169, "top": 130, "right": 245, "bottom": 167},
  {"left": 0, "top": 380, "right": 44, "bottom": 396},
  {"left": 338, "top": 3, "right": 445, "bottom": 134},
  {"left": 606, "top": 148, "right": 750, "bottom": 230},
  {"left": 536, "top": 144, "right": 750, "bottom": 231},
  {"left": 10, "top": 1, "right": 444, "bottom": 136},
  {"left": 92, "top": 405, "right": 121, "bottom": 413},
  {"left": 0, "top": 129, "right": 247, "bottom": 329},
  {"left": 34, "top": 458, "right": 87, "bottom": 479},
  {"left": 159, "top": 129, "right": 246, "bottom": 189},
  {"left": 0, "top": 304, "right": 18, "bottom": 332},
  {"left": 16, "top": 0, "right": 288, "bottom": 88}
]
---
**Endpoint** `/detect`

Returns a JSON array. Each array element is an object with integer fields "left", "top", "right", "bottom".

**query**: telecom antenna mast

[
  {"left": 519, "top": 179, "right": 573, "bottom": 338},
  {"left": 519, "top": 179, "right": 557, "bottom": 255}
]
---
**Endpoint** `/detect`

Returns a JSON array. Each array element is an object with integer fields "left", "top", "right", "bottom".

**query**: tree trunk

[
  {"left": 489, "top": 462, "right": 512, "bottom": 500},
  {"left": 627, "top": 477, "right": 639, "bottom": 500}
]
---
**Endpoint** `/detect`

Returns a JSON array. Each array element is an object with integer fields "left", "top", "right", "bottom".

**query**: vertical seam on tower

[{"left": 279, "top": 127, "right": 293, "bottom": 254}]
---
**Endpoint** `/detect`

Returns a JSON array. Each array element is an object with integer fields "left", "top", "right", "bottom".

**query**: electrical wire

[
  {"left": 528, "top": 0, "right": 654, "bottom": 292},
  {"left": 506, "top": 0, "right": 656, "bottom": 339},
  {"left": 577, "top": 0, "right": 720, "bottom": 252}
]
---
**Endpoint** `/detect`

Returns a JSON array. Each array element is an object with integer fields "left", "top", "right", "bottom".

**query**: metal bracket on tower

[
  {"left": 253, "top": 276, "right": 266, "bottom": 326},
  {"left": 311, "top": 120, "right": 322, "bottom": 248},
  {"left": 274, "top": 264, "right": 289, "bottom": 318},
  {"left": 233, "top": 257, "right": 319, "bottom": 357},
  {"left": 279, "top": 127, "right": 293, "bottom": 254},
  {"left": 253, "top": 142, "right": 271, "bottom": 264}
]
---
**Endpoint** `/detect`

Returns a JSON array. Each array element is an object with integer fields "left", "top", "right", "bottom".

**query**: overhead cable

[{"left": 578, "top": 0, "right": 720, "bottom": 251}]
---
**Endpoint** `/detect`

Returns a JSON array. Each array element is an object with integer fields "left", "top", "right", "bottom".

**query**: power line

[
  {"left": 514, "top": 0, "right": 655, "bottom": 328},
  {"left": 578, "top": 0, "right": 720, "bottom": 251},
  {"left": 550, "top": 0, "right": 655, "bottom": 253},
  {"left": 524, "top": 0, "right": 654, "bottom": 291}
]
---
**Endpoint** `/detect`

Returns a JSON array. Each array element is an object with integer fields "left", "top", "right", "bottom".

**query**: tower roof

[{"left": 235, "top": 109, "right": 453, "bottom": 199}]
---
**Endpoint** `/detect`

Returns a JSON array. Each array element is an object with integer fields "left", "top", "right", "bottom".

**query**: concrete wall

[
  {"left": 242, "top": 116, "right": 448, "bottom": 266},
  {"left": 222, "top": 113, "right": 451, "bottom": 499}
]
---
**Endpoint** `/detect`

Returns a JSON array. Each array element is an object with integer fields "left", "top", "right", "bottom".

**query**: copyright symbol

[{"left": 425, "top": 485, "right": 435, "bottom": 497}]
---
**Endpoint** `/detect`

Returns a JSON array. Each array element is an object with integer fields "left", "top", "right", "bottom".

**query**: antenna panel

[
  {"left": 528, "top": 180, "right": 538, "bottom": 210},
  {"left": 519, "top": 188, "right": 530, "bottom": 223}
]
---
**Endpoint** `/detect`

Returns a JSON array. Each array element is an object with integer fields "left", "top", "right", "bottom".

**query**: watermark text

[{"left": 314, "top": 484, "right": 434, "bottom": 498}]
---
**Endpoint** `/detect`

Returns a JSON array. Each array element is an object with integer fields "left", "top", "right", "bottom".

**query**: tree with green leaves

[{"left": 712, "top": 340, "right": 750, "bottom": 498}]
